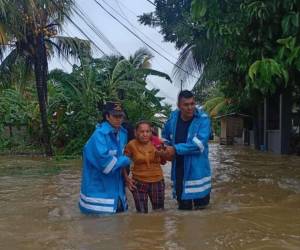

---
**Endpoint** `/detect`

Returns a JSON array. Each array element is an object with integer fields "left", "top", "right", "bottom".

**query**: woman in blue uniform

[{"left": 79, "top": 101, "right": 131, "bottom": 214}]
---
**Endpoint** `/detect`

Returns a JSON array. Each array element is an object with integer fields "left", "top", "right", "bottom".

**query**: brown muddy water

[{"left": 0, "top": 143, "right": 299, "bottom": 250}]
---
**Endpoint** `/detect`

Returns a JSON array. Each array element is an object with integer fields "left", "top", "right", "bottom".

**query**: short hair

[
  {"left": 177, "top": 90, "right": 194, "bottom": 103},
  {"left": 135, "top": 120, "right": 152, "bottom": 130}
]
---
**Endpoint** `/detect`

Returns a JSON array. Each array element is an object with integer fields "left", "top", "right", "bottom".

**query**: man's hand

[
  {"left": 165, "top": 146, "right": 176, "bottom": 159},
  {"left": 125, "top": 177, "right": 137, "bottom": 191},
  {"left": 155, "top": 146, "right": 175, "bottom": 161},
  {"left": 155, "top": 149, "right": 168, "bottom": 158}
]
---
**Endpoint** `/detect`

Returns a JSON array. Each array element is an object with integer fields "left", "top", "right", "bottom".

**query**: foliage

[
  {"left": 0, "top": 48, "right": 171, "bottom": 155},
  {"left": 140, "top": 0, "right": 300, "bottom": 116},
  {"left": 0, "top": 0, "right": 91, "bottom": 155},
  {"left": 0, "top": 85, "right": 41, "bottom": 151},
  {"left": 0, "top": 89, "right": 28, "bottom": 127},
  {"left": 46, "top": 50, "right": 171, "bottom": 155},
  {"left": 248, "top": 58, "right": 288, "bottom": 94}
]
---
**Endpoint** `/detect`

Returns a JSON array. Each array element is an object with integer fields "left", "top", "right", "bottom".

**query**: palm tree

[
  {"left": 0, "top": 0, "right": 90, "bottom": 155},
  {"left": 46, "top": 49, "right": 171, "bottom": 153},
  {"left": 203, "top": 96, "right": 227, "bottom": 118},
  {"left": 104, "top": 48, "right": 172, "bottom": 102}
]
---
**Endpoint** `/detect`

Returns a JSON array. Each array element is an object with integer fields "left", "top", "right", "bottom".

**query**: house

[{"left": 215, "top": 113, "right": 251, "bottom": 145}]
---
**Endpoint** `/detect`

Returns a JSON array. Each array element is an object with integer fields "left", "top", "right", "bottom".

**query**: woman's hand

[{"left": 125, "top": 177, "right": 137, "bottom": 191}]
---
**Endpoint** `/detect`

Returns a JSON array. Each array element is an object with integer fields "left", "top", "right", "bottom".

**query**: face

[
  {"left": 135, "top": 123, "right": 152, "bottom": 143},
  {"left": 178, "top": 97, "right": 196, "bottom": 120},
  {"left": 106, "top": 113, "right": 124, "bottom": 129}
]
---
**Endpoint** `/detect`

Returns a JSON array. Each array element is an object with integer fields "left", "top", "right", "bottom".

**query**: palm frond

[
  {"left": 26, "top": 0, "right": 75, "bottom": 32},
  {"left": 210, "top": 101, "right": 226, "bottom": 117},
  {"left": 0, "top": 48, "right": 18, "bottom": 72},
  {"left": 172, "top": 43, "right": 201, "bottom": 87},
  {"left": 130, "top": 47, "right": 153, "bottom": 69},
  {"left": 0, "top": 0, "right": 6, "bottom": 18},
  {"left": 203, "top": 96, "right": 226, "bottom": 117},
  {"left": 0, "top": 50, "right": 34, "bottom": 89},
  {"left": 140, "top": 68, "right": 172, "bottom": 82},
  {"left": 0, "top": 23, "right": 8, "bottom": 45},
  {"left": 50, "top": 36, "right": 91, "bottom": 61},
  {"left": 111, "top": 59, "right": 132, "bottom": 83}
]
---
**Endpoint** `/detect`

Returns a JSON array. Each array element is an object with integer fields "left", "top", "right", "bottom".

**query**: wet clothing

[
  {"left": 162, "top": 108, "right": 212, "bottom": 205},
  {"left": 175, "top": 115, "right": 193, "bottom": 199},
  {"left": 178, "top": 194, "right": 210, "bottom": 210},
  {"left": 125, "top": 139, "right": 163, "bottom": 183},
  {"left": 79, "top": 121, "right": 131, "bottom": 214},
  {"left": 131, "top": 179, "right": 165, "bottom": 213},
  {"left": 174, "top": 115, "right": 210, "bottom": 209},
  {"left": 125, "top": 139, "right": 165, "bottom": 213}
]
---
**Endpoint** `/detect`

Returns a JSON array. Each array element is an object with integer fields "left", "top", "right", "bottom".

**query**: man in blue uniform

[
  {"left": 162, "top": 90, "right": 212, "bottom": 210},
  {"left": 79, "top": 101, "right": 131, "bottom": 214}
]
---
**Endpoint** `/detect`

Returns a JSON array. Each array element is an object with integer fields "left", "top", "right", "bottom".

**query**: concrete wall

[
  {"left": 267, "top": 130, "right": 281, "bottom": 154},
  {"left": 249, "top": 130, "right": 255, "bottom": 147}
]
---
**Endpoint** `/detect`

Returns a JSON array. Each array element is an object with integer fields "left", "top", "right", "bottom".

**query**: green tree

[
  {"left": 0, "top": 0, "right": 90, "bottom": 155},
  {"left": 48, "top": 49, "right": 171, "bottom": 154},
  {"left": 140, "top": 0, "right": 300, "bottom": 115}
]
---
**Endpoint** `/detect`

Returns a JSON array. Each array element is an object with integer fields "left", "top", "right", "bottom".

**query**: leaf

[
  {"left": 281, "top": 15, "right": 290, "bottom": 35},
  {"left": 287, "top": 46, "right": 300, "bottom": 65},
  {"left": 291, "top": 13, "right": 299, "bottom": 27},
  {"left": 278, "top": 46, "right": 285, "bottom": 59},
  {"left": 139, "top": 68, "right": 172, "bottom": 82},
  {"left": 111, "top": 59, "right": 131, "bottom": 83},
  {"left": 248, "top": 59, "right": 287, "bottom": 94},
  {"left": 52, "top": 36, "right": 91, "bottom": 61},
  {"left": 248, "top": 60, "right": 260, "bottom": 81},
  {"left": 282, "top": 69, "right": 289, "bottom": 85},
  {"left": 191, "top": 0, "right": 207, "bottom": 19}
]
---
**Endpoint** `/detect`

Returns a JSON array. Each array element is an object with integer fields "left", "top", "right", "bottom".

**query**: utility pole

[{"left": 180, "top": 79, "right": 183, "bottom": 91}]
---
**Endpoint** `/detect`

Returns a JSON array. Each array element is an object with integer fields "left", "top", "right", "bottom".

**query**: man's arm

[
  {"left": 84, "top": 132, "right": 131, "bottom": 174},
  {"left": 173, "top": 115, "right": 211, "bottom": 156}
]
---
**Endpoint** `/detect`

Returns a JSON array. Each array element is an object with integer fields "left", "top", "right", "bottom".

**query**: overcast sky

[{"left": 49, "top": 0, "right": 196, "bottom": 107}]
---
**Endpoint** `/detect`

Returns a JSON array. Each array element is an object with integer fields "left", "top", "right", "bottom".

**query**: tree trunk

[
  {"left": 34, "top": 34, "right": 53, "bottom": 156},
  {"left": 41, "top": 37, "right": 48, "bottom": 103},
  {"left": 9, "top": 124, "right": 13, "bottom": 138}
]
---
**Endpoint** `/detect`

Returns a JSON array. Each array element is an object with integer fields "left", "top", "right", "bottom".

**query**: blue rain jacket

[
  {"left": 79, "top": 121, "right": 131, "bottom": 214},
  {"left": 162, "top": 109, "right": 212, "bottom": 200}
]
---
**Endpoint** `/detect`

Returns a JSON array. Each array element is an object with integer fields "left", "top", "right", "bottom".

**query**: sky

[{"left": 49, "top": 0, "right": 197, "bottom": 107}]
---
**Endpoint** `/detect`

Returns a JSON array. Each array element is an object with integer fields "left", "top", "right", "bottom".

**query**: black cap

[{"left": 104, "top": 101, "right": 125, "bottom": 116}]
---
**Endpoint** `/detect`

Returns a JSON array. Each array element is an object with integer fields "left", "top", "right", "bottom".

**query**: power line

[
  {"left": 110, "top": 0, "right": 178, "bottom": 61},
  {"left": 148, "top": 79, "right": 177, "bottom": 102},
  {"left": 112, "top": 0, "right": 176, "bottom": 75},
  {"left": 73, "top": 6, "right": 117, "bottom": 54},
  {"left": 72, "top": 5, "right": 122, "bottom": 56},
  {"left": 49, "top": 0, "right": 107, "bottom": 56},
  {"left": 93, "top": 0, "right": 199, "bottom": 80},
  {"left": 144, "top": 0, "right": 156, "bottom": 7}
]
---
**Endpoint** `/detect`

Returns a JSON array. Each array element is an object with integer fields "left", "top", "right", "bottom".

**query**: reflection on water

[{"left": 0, "top": 144, "right": 299, "bottom": 249}]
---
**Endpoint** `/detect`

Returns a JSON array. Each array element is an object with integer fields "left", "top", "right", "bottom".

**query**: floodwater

[{"left": 0, "top": 144, "right": 299, "bottom": 250}]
